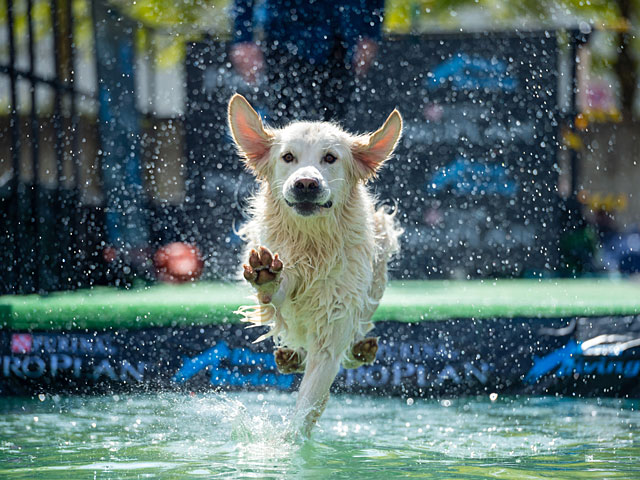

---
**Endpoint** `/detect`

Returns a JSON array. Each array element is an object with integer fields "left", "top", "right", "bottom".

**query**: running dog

[{"left": 228, "top": 94, "right": 402, "bottom": 436}]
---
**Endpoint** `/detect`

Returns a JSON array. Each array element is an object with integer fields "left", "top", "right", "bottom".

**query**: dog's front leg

[
  {"left": 293, "top": 349, "right": 341, "bottom": 437},
  {"left": 243, "top": 246, "right": 286, "bottom": 305}
]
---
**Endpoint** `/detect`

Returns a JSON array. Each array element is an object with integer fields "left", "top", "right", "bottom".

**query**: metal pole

[
  {"left": 568, "top": 30, "right": 590, "bottom": 198},
  {"left": 568, "top": 32, "right": 579, "bottom": 198},
  {"left": 6, "top": 0, "right": 22, "bottom": 293},
  {"left": 50, "top": 0, "right": 67, "bottom": 289},
  {"left": 27, "top": 0, "right": 41, "bottom": 292},
  {"left": 65, "top": 0, "right": 83, "bottom": 288}
]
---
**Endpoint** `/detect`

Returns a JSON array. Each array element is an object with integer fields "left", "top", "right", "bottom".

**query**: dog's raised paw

[
  {"left": 243, "top": 246, "right": 283, "bottom": 287},
  {"left": 351, "top": 337, "right": 378, "bottom": 365},
  {"left": 274, "top": 348, "right": 305, "bottom": 374}
]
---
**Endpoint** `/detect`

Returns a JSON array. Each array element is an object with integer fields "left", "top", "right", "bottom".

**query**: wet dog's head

[{"left": 228, "top": 94, "right": 402, "bottom": 218}]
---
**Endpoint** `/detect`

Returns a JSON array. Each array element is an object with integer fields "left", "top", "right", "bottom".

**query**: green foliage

[
  {"left": 385, "top": 0, "right": 628, "bottom": 31},
  {"left": 1, "top": 0, "right": 636, "bottom": 71},
  {"left": 0, "top": 0, "right": 230, "bottom": 69},
  {"left": 0, "top": 0, "right": 94, "bottom": 60},
  {"left": 112, "top": 0, "right": 231, "bottom": 68},
  {"left": 118, "top": 0, "right": 230, "bottom": 32}
]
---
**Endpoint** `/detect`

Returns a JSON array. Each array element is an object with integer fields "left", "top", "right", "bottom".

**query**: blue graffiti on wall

[
  {"left": 173, "top": 341, "right": 295, "bottom": 389},
  {"left": 428, "top": 157, "right": 518, "bottom": 196},
  {"left": 426, "top": 53, "right": 517, "bottom": 92}
]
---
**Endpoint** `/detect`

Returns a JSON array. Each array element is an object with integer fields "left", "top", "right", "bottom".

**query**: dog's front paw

[
  {"left": 351, "top": 337, "right": 378, "bottom": 365},
  {"left": 274, "top": 347, "right": 305, "bottom": 374},
  {"left": 243, "top": 246, "right": 283, "bottom": 301}
]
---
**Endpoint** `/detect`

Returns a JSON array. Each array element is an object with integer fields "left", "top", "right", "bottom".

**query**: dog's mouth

[{"left": 285, "top": 199, "right": 333, "bottom": 216}]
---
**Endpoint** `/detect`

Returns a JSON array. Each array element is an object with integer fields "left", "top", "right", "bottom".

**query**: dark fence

[
  {"left": 0, "top": 0, "right": 110, "bottom": 294},
  {"left": 0, "top": 0, "right": 180, "bottom": 294}
]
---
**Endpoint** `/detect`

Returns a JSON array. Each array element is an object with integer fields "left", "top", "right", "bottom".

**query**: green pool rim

[{"left": 1, "top": 279, "right": 639, "bottom": 331}]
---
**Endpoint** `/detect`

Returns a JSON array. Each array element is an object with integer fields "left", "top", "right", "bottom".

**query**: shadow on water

[{"left": 0, "top": 392, "right": 638, "bottom": 479}]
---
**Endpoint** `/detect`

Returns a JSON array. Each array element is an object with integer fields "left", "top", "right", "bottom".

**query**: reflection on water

[{"left": 0, "top": 392, "right": 638, "bottom": 479}]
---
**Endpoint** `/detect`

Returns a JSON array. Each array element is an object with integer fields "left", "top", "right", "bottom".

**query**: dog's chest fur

[{"left": 240, "top": 183, "right": 384, "bottom": 357}]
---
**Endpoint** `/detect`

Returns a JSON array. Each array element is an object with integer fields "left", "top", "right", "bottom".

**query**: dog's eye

[
  {"left": 324, "top": 153, "right": 337, "bottom": 164},
  {"left": 282, "top": 152, "right": 295, "bottom": 163}
]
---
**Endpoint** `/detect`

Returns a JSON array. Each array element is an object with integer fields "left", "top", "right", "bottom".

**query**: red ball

[
  {"left": 102, "top": 246, "right": 118, "bottom": 263},
  {"left": 154, "top": 242, "right": 204, "bottom": 283}
]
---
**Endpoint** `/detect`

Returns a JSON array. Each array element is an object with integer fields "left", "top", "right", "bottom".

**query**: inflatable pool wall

[{"left": 2, "top": 316, "right": 639, "bottom": 397}]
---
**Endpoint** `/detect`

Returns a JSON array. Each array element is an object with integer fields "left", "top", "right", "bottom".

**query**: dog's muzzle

[{"left": 285, "top": 177, "right": 332, "bottom": 216}]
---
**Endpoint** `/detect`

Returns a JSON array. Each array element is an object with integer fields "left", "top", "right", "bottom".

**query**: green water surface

[{"left": 0, "top": 393, "right": 638, "bottom": 479}]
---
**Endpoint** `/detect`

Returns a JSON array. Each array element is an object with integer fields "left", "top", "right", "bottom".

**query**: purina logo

[
  {"left": 426, "top": 53, "right": 517, "bottom": 92},
  {"left": 8, "top": 333, "right": 116, "bottom": 356},
  {"left": 4, "top": 332, "right": 140, "bottom": 382},
  {"left": 11, "top": 334, "right": 33, "bottom": 354}
]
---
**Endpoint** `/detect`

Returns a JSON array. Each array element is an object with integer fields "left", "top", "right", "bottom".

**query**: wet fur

[
  {"left": 229, "top": 96, "right": 402, "bottom": 436},
  {"left": 238, "top": 180, "right": 400, "bottom": 360}
]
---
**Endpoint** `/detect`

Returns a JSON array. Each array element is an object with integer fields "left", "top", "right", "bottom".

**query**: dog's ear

[
  {"left": 352, "top": 109, "right": 402, "bottom": 180},
  {"left": 228, "top": 94, "right": 273, "bottom": 175}
]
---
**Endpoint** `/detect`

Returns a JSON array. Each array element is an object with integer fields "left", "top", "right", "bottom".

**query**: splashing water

[{"left": 0, "top": 392, "right": 638, "bottom": 479}]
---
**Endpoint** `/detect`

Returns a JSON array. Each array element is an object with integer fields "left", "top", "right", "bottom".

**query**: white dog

[{"left": 228, "top": 94, "right": 403, "bottom": 436}]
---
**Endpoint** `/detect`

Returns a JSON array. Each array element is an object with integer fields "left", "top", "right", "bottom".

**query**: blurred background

[{"left": 1, "top": 0, "right": 638, "bottom": 294}]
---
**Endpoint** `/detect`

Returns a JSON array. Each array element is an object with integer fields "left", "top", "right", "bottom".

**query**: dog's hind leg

[
  {"left": 343, "top": 337, "right": 379, "bottom": 369},
  {"left": 275, "top": 347, "right": 306, "bottom": 374},
  {"left": 293, "top": 349, "right": 341, "bottom": 437}
]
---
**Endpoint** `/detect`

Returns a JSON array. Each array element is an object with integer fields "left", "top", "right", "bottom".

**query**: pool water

[{"left": 0, "top": 392, "right": 638, "bottom": 479}]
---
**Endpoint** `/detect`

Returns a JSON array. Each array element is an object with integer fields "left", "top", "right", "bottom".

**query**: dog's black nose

[{"left": 294, "top": 178, "right": 319, "bottom": 192}]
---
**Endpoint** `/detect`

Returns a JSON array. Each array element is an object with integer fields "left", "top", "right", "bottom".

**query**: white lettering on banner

[
  {"left": 1, "top": 356, "right": 145, "bottom": 382},
  {"left": 342, "top": 360, "right": 491, "bottom": 389}
]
